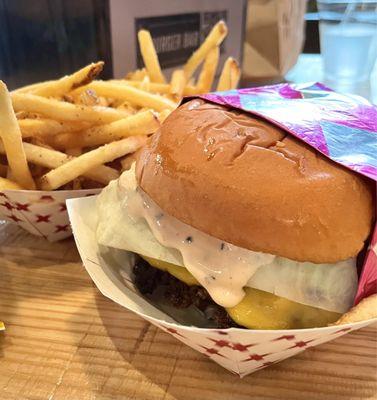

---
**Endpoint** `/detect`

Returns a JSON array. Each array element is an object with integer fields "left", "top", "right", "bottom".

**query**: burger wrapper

[
  {"left": 195, "top": 83, "right": 377, "bottom": 305},
  {"left": 66, "top": 195, "right": 376, "bottom": 377},
  {"left": 0, "top": 188, "right": 100, "bottom": 241}
]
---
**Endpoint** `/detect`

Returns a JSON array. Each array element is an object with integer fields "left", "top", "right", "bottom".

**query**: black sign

[{"left": 135, "top": 11, "right": 227, "bottom": 69}]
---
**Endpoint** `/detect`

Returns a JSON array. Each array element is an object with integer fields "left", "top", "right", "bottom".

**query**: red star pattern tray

[
  {"left": 66, "top": 195, "right": 377, "bottom": 377},
  {"left": 0, "top": 189, "right": 100, "bottom": 241}
]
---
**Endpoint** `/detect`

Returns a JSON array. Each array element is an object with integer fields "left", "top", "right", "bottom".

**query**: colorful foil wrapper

[
  {"left": 195, "top": 83, "right": 377, "bottom": 306},
  {"left": 0, "top": 188, "right": 100, "bottom": 241},
  {"left": 200, "top": 82, "right": 377, "bottom": 180}
]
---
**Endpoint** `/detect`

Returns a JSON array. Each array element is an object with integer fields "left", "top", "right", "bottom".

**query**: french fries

[
  {"left": 75, "top": 81, "right": 176, "bottom": 112},
  {"left": 217, "top": 57, "right": 241, "bottom": 91},
  {"left": 108, "top": 79, "right": 198, "bottom": 96},
  {"left": 19, "top": 118, "right": 91, "bottom": 138},
  {"left": 170, "top": 70, "right": 186, "bottom": 99},
  {"left": 138, "top": 30, "right": 166, "bottom": 84},
  {"left": 184, "top": 20, "right": 228, "bottom": 79},
  {"left": 0, "top": 141, "right": 119, "bottom": 185},
  {"left": 197, "top": 47, "right": 220, "bottom": 93},
  {"left": 12, "top": 80, "right": 54, "bottom": 94},
  {"left": 51, "top": 110, "right": 159, "bottom": 149},
  {"left": 12, "top": 93, "right": 131, "bottom": 124},
  {"left": 31, "top": 62, "right": 104, "bottom": 97},
  {"left": 1, "top": 21, "right": 239, "bottom": 194},
  {"left": 39, "top": 136, "right": 146, "bottom": 190},
  {"left": 0, "top": 81, "right": 36, "bottom": 189}
]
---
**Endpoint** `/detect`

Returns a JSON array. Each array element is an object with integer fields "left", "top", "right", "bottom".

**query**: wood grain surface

[{"left": 0, "top": 222, "right": 376, "bottom": 400}]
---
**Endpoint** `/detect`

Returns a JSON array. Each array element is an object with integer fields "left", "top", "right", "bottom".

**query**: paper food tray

[
  {"left": 67, "top": 196, "right": 376, "bottom": 377},
  {"left": 0, "top": 188, "right": 100, "bottom": 241}
]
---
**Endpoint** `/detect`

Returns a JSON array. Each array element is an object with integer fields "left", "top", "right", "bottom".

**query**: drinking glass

[{"left": 317, "top": 0, "right": 377, "bottom": 86}]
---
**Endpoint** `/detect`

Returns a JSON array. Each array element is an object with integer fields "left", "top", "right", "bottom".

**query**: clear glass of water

[{"left": 317, "top": 0, "right": 377, "bottom": 86}]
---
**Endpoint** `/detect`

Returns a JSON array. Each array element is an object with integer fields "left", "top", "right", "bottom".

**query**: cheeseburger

[{"left": 96, "top": 99, "right": 374, "bottom": 329}]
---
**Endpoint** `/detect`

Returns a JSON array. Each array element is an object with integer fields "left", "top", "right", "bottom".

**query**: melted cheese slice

[{"left": 227, "top": 288, "right": 341, "bottom": 329}]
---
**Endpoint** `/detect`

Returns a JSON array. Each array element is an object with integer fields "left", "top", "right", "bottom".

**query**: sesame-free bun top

[{"left": 136, "top": 99, "right": 374, "bottom": 263}]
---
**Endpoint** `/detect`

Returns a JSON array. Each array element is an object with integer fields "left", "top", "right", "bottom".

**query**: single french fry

[
  {"left": 30, "top": 62, "right": 104, "bottom": 97},
  {"left": 184, "top": 20, "right": 227, "bottom": 79},
  {"left": 39, "top": 136, "right": 146, "bottom": 190},
  {"left": 109, "top": 79, "right": 171, "bottom": 94},
  {"left": 229, "top": 58, "right": 241, "bottom": 89},
  {"left": 197, "top": 46, "right": 220, "bottom": 93},
  {"left": 12, "top": 80, "right": 54, "bottom": 94},
  {"left": 19, "top": 118, "right": 91, "bottom": 138},
  {"left": 74, "top": 81, "right": 176, "bottom": 111},
  {"left": 11, "top": 93, "right": 131, "bottom": 123},
  {"left": 0, "top": 141, "right": 119, "bottom": 185},
  {"left": 125, "top": 68, "right": 147, "bottom": 81},
  {"left": 52, "top": 110, "right": 159, "bottom": 149},
  {"left": 217, "top": 57, "right": 233, "bottom": 91},
  {"left": 0, "top": 164, "right": 8, "bottom": 177},
  {"left": 170, "top": 69, "right": 186, "bottom": 98},
  {"left": 0, "top": 176, "right": 24, "bottom": 190},
  {"left": 138, "top": 30, "right": 166, "bottom": 84},
  {"left": 105, "top": 79, "right": 198, "bottom": 96},
  {"left": 0, "top": 81, "right": 35, "bottom": 189}
]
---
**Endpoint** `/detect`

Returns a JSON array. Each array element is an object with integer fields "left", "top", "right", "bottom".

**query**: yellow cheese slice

[
  {"left": 227, "top": 287, "right": 341, "bottom": 329},
  {"left": 141, "top": 256, "right": 199, "bottom": 286}
]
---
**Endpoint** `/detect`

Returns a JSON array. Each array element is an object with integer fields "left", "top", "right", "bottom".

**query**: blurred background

[{"left": 0, "top": 0, "right": 376, "bottom": 101}]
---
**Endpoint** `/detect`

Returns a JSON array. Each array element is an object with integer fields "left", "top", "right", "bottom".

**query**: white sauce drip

[{"left": 125, "top": 187, "right": 274, "bottom": 308}]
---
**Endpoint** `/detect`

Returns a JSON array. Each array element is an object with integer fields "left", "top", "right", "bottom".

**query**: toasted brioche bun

[{"left": 136, "top": 99, "right": 374, "bottom": 263}]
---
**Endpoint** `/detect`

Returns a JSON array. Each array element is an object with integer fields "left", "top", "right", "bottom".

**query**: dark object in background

[
  {"left": 0, "top": 0, "right": 112, "bottom": 90},
  {"left": 0, "top": 0, "right": 245, "bottom": 90},
  {"left": 303, "top": 17, "right": 320, "bottom": 53},
  {"left": 135, "top": 11, "right": 228, "bottom": 70}
]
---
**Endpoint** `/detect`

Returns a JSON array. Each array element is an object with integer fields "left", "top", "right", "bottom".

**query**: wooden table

[{"left": 0, "top": 222, "right": 376, "bottom": 400}]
